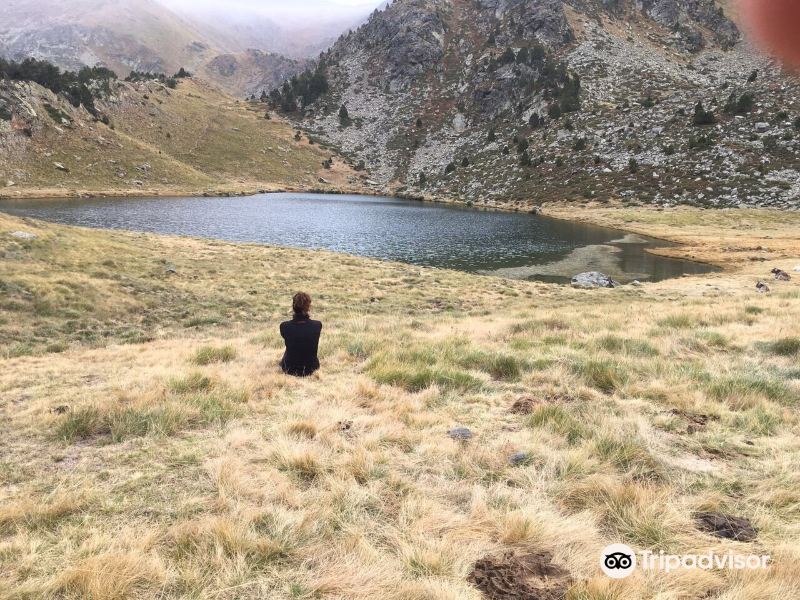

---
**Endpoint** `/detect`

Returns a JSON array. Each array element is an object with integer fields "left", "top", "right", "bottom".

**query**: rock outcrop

[{"left": 273, "top": 0, "right": 800, "bottom": 211}]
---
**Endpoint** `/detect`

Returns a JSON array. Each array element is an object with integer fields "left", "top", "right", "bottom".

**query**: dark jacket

[{"left": 280, "top": 313, "right": 322, "bottom": 376}]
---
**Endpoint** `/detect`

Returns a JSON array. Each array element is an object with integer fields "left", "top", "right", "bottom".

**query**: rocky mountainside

[
  {"left": 0, "top": 0, "right": 370, "bottom": 98},
  {"left": 280, "top": 0, "right": 800, "bottom": 210},
  {"left": 200, "top": 51, "right": 309, "bottom": 100},
  {"left": 0, "top": 73, "right": 361, "bottom": 197},
  {"left": 0, "top": 0, "right": 224, "bottom": 76}
]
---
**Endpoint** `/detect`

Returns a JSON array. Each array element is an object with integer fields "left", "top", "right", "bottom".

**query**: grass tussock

[
  {"left": 52, "top": 551, "right": 166, "bottom": 600},
  {"left": 55, "top": 384, "right": 248, "bottom": 443},
  {"left": 593, "top": 434, "right": 661, "bottom": 479},
  {"left": 191, "top": 345, "right": 237, "bottom": 365},
  {"left": 571, "top": 358, "right": 628, "bottom": 394},
  {"left": 562, "top": 476, "right": 679, "bottom": 549},
  {"left": 596, "top": 335, "right": 659, "bottom": 356},
  {"left": 707, "top": 372, "right": 797, "bottom": 407},
  {"left": 170, "top": 516, "right": 290, "bottom": 566},
  {"left": 0, "top": 493, "right": 87, "bottom": 534},
  {"left": 528, "top": 404, "right": 587, "bottom": 445},
  {"left": 762, "top": 337, "right": 800, "bottom": 357}
]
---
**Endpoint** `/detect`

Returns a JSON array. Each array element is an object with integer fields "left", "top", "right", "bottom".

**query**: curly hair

[{"left": 292, "top": 292, "right": 312, "bottom": 316}]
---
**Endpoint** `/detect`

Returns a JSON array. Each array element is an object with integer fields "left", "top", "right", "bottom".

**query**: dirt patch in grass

[
  {"left": 510, "top": 393, "right": 573, "bottom": 414},
  {"left": 467, "top": 551, "right": 572, "bottom": 600},
  {"left": 694, "top": 512, "right": 758, "bottom": 542},
  {"left": 670, "top": 409, "right": 719, "bottom": 434}
]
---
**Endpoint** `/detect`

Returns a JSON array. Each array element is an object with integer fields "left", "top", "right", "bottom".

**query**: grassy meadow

[
  {"left": 1, "top": 207, "right": 800, "bottom": 599},
  {"left": 0, "top": 78, "right": 361, "bottom": 200}
]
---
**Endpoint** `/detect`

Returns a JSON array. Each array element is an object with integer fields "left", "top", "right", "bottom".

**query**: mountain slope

[
  {"left": 0, "top": 0, "right": 376, "bottom": 98},
  {"left": 200, "top": 51, "right": 310, "bottom": 99},
  {"left": 0, "top": 75, "right": 362, "bottom": 197},
  {"left": 0, "top": 0, "right": 225, "bottom": 75},
  {"left": 162, "top": 3, "right": 378, "bottom": 60},
  {"left": 281, "top": 0, "right": 800, "bottom": 210}
]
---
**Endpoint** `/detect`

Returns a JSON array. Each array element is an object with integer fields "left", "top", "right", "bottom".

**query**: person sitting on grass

[{"left": 280, "top": 292, "right": 322, "bottom": 377}]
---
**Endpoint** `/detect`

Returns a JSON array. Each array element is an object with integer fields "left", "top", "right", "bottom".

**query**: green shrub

[
  {"left": 338, "top": 104, "right": 350, "bottom": 126},
  {"left": 692, "top": 101, "right": 716, "bottom": 125},
  {"left": 43, "top": 103, "right": 72, "bottom": 124},
  {"left": 724, "top": 92, "right": 755, "bottom": 115}
]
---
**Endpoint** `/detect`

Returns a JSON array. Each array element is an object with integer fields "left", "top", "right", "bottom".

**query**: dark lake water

[{"left": 0, "top": 193, "right": 715, "bottom": 283}]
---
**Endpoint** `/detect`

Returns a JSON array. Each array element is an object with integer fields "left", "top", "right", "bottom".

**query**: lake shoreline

[
  {"left": 2, "top": 186, "right": 798, "bottom": 274},
  {"left": 0, "top": 182, "right": 373, "bottom": 202},
  {"left": 0, "top": 193, "right": 718, "bottom": 283}
]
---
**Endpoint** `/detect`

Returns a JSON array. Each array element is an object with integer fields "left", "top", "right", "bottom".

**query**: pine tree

[
  {"left": 339, "top": 104, "right": 350, "bottom": 126},
  {"left": 692, "top": 102, "right": 716, "bottom": 126}
]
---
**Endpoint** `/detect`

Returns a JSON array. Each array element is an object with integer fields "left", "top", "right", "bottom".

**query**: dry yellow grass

[
  {"left": 0, "top": 78, "right": 365, "bottom": 200},
  {"left": 1, "top": 208, "right": 800, "bottom": 599}
]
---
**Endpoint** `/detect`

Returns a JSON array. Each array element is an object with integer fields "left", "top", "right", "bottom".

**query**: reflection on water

[{"left": 0, "top": 193, "right": 716, "bottom": 283}]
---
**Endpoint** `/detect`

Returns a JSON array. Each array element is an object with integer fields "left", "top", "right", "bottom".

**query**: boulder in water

[{"left": 571, "top": 272, "right": 618, "bottom": 289}]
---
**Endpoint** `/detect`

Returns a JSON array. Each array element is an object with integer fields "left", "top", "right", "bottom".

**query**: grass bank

[{"left": 1, "top": 209, "right": 799, "bottom": 599}]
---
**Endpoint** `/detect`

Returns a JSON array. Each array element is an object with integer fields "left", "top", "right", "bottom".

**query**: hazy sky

[{"left": 161, "top": 0, "right": 385, "bottom": 23}]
